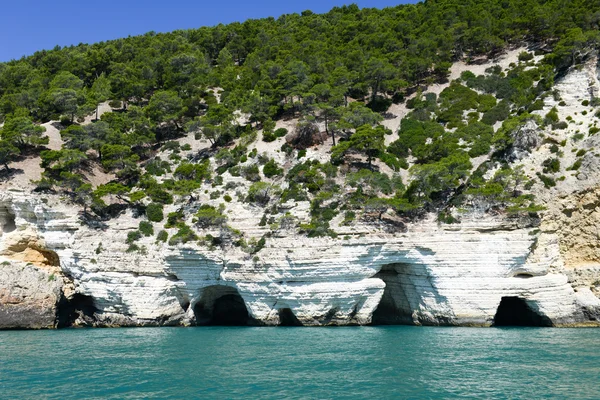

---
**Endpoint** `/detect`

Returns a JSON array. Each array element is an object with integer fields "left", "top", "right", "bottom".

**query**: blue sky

[{"left": 0, "top": 1, "right": 419, "bottom": 62}]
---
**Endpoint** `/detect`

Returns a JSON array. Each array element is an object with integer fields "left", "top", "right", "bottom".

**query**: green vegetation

[
  {"left": 0, "top": 0, "right": 593, "bottom": 240},
  {"left": 156, "top": 230, "right": 169, "bottom": 243},
  {"left": 195, "top": 204, "right": 227, "bottom": 228},
  {"left": 139, "top": 220, "right": 154, "bottom": 236},
  {"left": 263, "top": 159, "right": 283, "bottom": 178},
  {"left": 146, "top": 203, "right": 164, "bottom": 222}
]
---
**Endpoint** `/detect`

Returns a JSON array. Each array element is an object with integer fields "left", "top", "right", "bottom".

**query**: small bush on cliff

[
  {"left": 156, "top": 230, "right": 168, "bottom": 243},
  {"left": 542, "top": 157, "right": 560, "bottom": 173},
  {"left": 246, "top": 182, "right": 280, "bottom": 205},
  {"left": 168, "top": 224, "right": 198, "bottom": 245},
  {"left": 536, "top": 172, "right": 556, "bottom": 188},
  {"left": 139, "top": 220, "right": 154, "bottom": 236},
  {"left": 165, "top": 211, "right": 185, "bottom": 228},
  {"left": 195, "top": 204, "right": 227, "bottom": 228},
  {"left": 274, "top": 128, "right": 288, "bottom": 138},
  {"left": 518, "top": 51, "right": 534, "bottom": 62},
  {"left": 263, "top": 159, "right": 283, "bottom": 178},
  {"left": 146, "top": 203, "right": 164, "bottom": 222},
  {"left": 126, "top": 230, "right": 142, "bottom": 244}
]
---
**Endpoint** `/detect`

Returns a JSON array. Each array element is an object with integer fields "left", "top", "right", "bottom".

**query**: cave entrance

[
  {"left": 371, "top": 264, "right": 415, "bottom": 325},
  {"left": 193, "top": 285, "right": 251, "bottom": 326},
  {"left": 57, "top": 293, "right": 98, "bottom": 328},
  {"left": 492, "top": 297, "right": 553, "bottom": 327},
  {"left": 0, "top": 207, "right": 16, "bottom": 234},
  {"left": 278, "top": 308, "right": 302, "bottom": 326}
]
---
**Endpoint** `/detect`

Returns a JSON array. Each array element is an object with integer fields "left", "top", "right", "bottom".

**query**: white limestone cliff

[{"left": 1, "top": 187, "right": 598, "bottom": 328}]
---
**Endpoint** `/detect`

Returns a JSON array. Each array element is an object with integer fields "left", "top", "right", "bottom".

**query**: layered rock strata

[{"left": 1, "top": 190, "right": 598, "bottom": 329}]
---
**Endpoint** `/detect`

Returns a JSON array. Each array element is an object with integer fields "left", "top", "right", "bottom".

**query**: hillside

[{"left": 1, "top": 0, "right": 600, "bottom": 328}]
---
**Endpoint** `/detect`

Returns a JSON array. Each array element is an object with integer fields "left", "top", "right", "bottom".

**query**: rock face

[
  {"left": 0, "top": 262, "right": 63, "bottom": 329},
  {"left": 1, "top": 189, "right": 598, "bottom": 329},
  {"left": 508, "top": 119, "right": 541, "bottom": 161}
]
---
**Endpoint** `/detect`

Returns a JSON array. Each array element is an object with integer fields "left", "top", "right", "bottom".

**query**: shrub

[
  {"left": 139, "top": 220, "right": 154, "bottom": 236},
  {"left": 438, "top": 211, "right": 459, "bottom": 224},
  {"left": 263, "top": 159, "right": 283, "bottom": 178},
  {"left": 568, "top": 159, "right": 582, "bottom": 171},
  {"left": 518, "top": 51, "right": 534, "bottom": 62},
  {"left": 379, "top": 153, "right": 408, "bottom": 171},
  {"left": 213, "top": 176, "right": 223, "bottom": 186},
  {"left": 195, "top": 205, "right": 227, "bottom": 228},
  {"left": 168, "top": 224, "right": 198, "bottom": 245},
  {"left": 590, "top": 127, "right": 600, "bottom": 135},
  {"left": 544, "top": 107, "right": 559, "bottom": 126},
  {"left": 528, "top": 99, "right": 544, "bottom": 112},
  {"left": 280, "top": 143, "right": 294, "bottom": 155},
  {"left": 342, "top": 211, "right": 356, "bottom": 225},
  {"left": 156, "top": 230, "right": 168, "bottom": 243},
  {"left": 145, "top": 158, "right": 171, "bottom": 176},
  {"left": 481, "top": 101, "right": 510, "bottom": 125},
  {"left": 554, "top": 121, "right": 568, "bottom": 130},
  {"left": 146, "top": 187, "right": 173, "bottom": 204},
  {"left": 174, "top": 160, "right": 211, "bottom": 182},
  {"left": 274, "top": 128, "right": 288, "bottom": 138},
  {"left": 126, "top": 230, "right": 142, "bottom": 244},
  {"left": 126, "top": 244, "right": 140, "bottom": 253},
  {"left": 239, "top": 131, "right": 258, "bottom": 147},
  {"left": 146, "top": 203, "right": 164, "bottom": 222},
  {"left": 247, "top": 182, "right": 279, "bottom": 205},
  {"left": 542, "top": 157, "right": 560, "bottom": 173},
  {"left": 537, "top": 173, "right": 556, "bottom": 188},
  {"left": 242, "top": 164, "right": 261, "bottom": 182},
  {"left": 161, "top": 141, "right": 180, "bottom": 153},
  {"left": 262, "top": 131, "right": 276, "bottom": 142},
  {"left": 258, "top": 214, "right": 267, "bottom": 226},
  {"left": 223, "top": 194, "right": 232, "bottom": 202},
  {"left": 165, "top": 211, "right": 184, "bottom": 228}
]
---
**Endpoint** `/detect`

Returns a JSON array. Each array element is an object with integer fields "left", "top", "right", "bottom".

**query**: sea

[{"left": 0, "top": 326, "right": 598, "bottom": 399}]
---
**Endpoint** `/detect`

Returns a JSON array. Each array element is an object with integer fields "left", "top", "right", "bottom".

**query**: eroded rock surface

[
  {"left": 0, "top": 261, "right": 63, "bottom": 329},
  {"left": 1, "top": 188, "right": 598, "bottom": 328}
]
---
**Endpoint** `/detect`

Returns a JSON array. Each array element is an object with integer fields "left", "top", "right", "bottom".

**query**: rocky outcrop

[
  {"left": 508, "top": 119, "right": 541, "bottom": 161},
  {"left": 0, "top": 261, "right": 63, "bottom": 329},
  {"left": 1, "top": 189, "right": 598, "bottom": 328},
  {"left": 538, "top": 188, "right": 600, "bottom": 322}
]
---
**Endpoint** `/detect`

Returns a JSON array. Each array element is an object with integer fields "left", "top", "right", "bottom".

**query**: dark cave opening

[
  {"left": 57, "top": 293, "right": 98, "bottom": 328},
  {"left": 492, "top": 297, "right": 553, "bottom": 327},
  {"left": 514, "top": 273, "right": 534, "bottom": 278},
  {"left": 193, "top": 286, "right": 251, "bottom": 326},
  {"left": 278, "top": 308, "right": 303, "bottom": 326},
  {"left": 1, "top": 210, "right": 16, "bottom": 233},
  {"left": 371, "top": 264, "right": 415, "bottom": 325}
]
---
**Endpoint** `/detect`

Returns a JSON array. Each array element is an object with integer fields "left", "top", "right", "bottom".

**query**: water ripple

[{"left": 0, "top": 326, "right": 599, "bottom": 399}]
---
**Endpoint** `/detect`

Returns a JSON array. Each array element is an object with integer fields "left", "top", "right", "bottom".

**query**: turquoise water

[{"left": 1, "top": 327, "right": 598, "bottom": 399}]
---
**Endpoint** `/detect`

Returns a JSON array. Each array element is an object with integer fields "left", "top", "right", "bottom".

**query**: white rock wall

[{"left": 1, "top": 190, "right": 595, "bottom": 327}]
